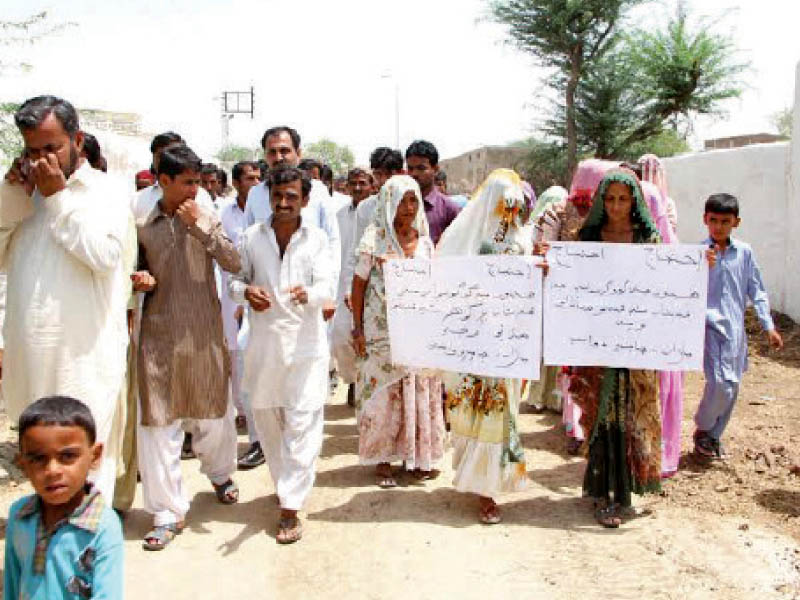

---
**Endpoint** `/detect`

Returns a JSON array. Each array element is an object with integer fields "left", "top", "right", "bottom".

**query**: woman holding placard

[
  {"left": 436, "top": 169, "right": 535, "bottom": 524},
  {"left": 569, "top": 168, "right": 664, "bottom": 528},
  {"left": 350, "top": 175, "right": 445, "bottom": 489}
]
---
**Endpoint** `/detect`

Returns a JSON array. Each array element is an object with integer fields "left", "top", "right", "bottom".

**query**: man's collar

[
  {"left": 17, "top": 484, "right": 105, "bottom": 533},
  {"left": 266, "top": 215, "right": 308, "bottom": 233},
  {"left": 66, "top": 160, "right": 94, "bottom": 189}
]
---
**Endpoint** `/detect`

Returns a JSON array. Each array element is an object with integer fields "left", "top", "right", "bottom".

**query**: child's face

[
  {"left": 18, "top": 425, "right": 102, "bottom": 507},
  {"left": 603, "top": 182, "right": 634, "bottom": 227},
  {"left": 704, "top": 211, "right": 740, "bottom": 244},
  {"left": 269, "top": 179, "right": 308, "bottom": 223}
]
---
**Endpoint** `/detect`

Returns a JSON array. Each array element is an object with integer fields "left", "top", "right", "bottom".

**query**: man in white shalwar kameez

[
  {"left": 230, "top": 165, "right": 333, "bottom": 544},
  {"left": 221, "top": 160, "right": 265, "bottom": 469},
  {"left": 0, "top": 96, "right": 130, "bottom": 501},
  {"left": 332, "top": 167, "right": 374, "bottom": 405}
]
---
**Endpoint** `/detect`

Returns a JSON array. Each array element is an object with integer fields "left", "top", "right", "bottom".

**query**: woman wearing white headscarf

[
  {"left": 437, "top": 169, "right": 534, "bottom": 524},
  {"left": 351, "top": 175, "right": 445, "bottom": 488}
]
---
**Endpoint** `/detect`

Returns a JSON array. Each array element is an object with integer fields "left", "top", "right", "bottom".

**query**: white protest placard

[
  {"left": 384, "top": 255, "right": 543, "bottom": 380},
  {"left": 543, "top": 242, "right": 708, "bottom": 370}
]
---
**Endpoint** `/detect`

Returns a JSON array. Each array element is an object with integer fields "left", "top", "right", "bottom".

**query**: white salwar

[
  {"left": 0, "top": 162, "right": 130, "bottom": 501},
  {"left": 230, "top": 219, "right": 333, "bottom": 511},
  {"left": 331, "top": 201, "right": 360, "bottom": 383},
  {"left": 137, "top": 402, "right": 237, "bottom": 526},
  {"left": 219, "top": 199, "right": 247, "bottom": 418}
]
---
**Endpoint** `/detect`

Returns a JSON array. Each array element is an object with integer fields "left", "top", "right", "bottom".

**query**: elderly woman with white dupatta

[
  {"left": 350, "top": 175, "right": 445, "bottom": 488},
  {"left": 437, "top": 169, "right": 536, "bottom": 524}
]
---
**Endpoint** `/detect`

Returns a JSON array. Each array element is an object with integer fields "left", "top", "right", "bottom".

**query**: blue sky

[{"left": 3, "top": 0, "right": 798, "bottom": 163}]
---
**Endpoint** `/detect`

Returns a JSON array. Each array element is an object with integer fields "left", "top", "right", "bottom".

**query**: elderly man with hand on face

[{"left": 0, "top": 95, "right": 131, "bottom": 502}]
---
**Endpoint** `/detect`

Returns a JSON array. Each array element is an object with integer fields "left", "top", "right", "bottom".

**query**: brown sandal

[
  {"left": 276, "top": 516, "right": 303, "bottom": 544},
  {"left": 479, "top": 498, "right": 502, "bottom": 525}
]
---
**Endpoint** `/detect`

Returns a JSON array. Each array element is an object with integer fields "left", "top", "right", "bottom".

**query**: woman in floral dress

[
  {"left": 436, "top": 169, "right": 536, "bottom": 524},
  {"left": 351, "top": 175, "right": 445, "bottom": 488},
  {"left": 568, "top": 168, "right": 663, "bottom": 527}
]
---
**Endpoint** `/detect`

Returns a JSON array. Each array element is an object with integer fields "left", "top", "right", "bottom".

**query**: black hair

[
  {"left": 157, "top": 144, "right": 202, "bottom": 178},
  {"left": 370, "top": 147, "right": 404, "bottom": 171},
  {"left": 319, "top": 164, "right": 333, "bottom": 183},
  {"left": 217, "top": 168, "right": 228, "bottom": 188},
  {"left": 232, "top": 161, "right": 259, "bottom": 182},
  {"left": 261, "top": 126, "right": 301, "bottom": 151},
  {"left": 348, "top": 167, "right": 372, "bottom": 181},
  {"left": 83, "top": 132, "right": 103, "bottom": 168},
  {"left": 405, "top": 140, "right": 439, "bottom": 166},
  {"left": 298, "top": 158, "right": 322, "bottom": 174},
  {"left": 267, "top": 165, "right": 311, "bottom": 197},
  {"left": 201, "top": 163, "right": 219, "bottom": 176},
  {"left": 434, "top": 170, "right": 447, "bottom": 183},
  {"left": 19, "top": 396, "right": 97, "bottom": 447},
  {"left": 257, "top": 159, "right": 269, "bottom": 180},
  {"left": 705, "top": 193, "right": 739, "bottom": 217},
  {"left": 15, "top": 95, "right": 80, "bottom": 137},
  {"left": 150, "top": 131, "right": 183, "bottom": 154}
]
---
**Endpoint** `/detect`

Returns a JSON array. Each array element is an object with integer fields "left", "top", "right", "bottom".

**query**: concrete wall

[
  {"left": 661, "top": 61, "right": 800, "bottom": 322},
  {"left": 784, "top": 62, "right": 800, "bottom": 322},
  {"left": 663, "top": 142, "right": 791, "bottom": 314},
  {"left": 440, "top": 146, "right": 528, "bottom": 194}
]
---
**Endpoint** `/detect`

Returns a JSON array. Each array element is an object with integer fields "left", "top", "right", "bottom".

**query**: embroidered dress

[
  {"left": 436, "top": 169, "right": 534, "bottom": 497},
  {"left": 569, "top": 169, "right": 663, "bottom": 505},
  {"left": 355, "top": 176, "right": 445, "bottom": 471}
]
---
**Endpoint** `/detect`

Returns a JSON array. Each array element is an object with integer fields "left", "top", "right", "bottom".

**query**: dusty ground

[{"left": 0, "top": 310, "right": 799, "bottom": 598}]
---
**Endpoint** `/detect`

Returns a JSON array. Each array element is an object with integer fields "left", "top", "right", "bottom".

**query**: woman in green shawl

[{"left": 569, "top": 168, "right": 663, "bottom": 528}]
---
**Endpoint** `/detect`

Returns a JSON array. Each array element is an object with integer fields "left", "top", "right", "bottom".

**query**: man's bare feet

[{"left": 276, "top": 509, "right": 302, "bottom": 544}]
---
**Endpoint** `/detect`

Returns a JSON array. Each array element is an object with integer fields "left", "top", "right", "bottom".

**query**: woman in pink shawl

[{"left": 638, "top": 155, "right": 683, "bottom": 477}]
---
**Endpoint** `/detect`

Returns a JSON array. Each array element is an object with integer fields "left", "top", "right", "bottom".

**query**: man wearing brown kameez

[{"left": 132, "top": 144, "right": 242, "bottom": 551}]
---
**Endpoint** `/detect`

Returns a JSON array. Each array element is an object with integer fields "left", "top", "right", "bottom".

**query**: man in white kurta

[
  {"left": 220, "top": 161, "right": 261, "bottom": 458},
  {"left": 332, "top": 168, "right": 373, "bottom": 399},
  {"left": 230, "top": 166, "right": 333, "bottom": 542},
  {"left": 0, "top": 98, "right": 129, "bottom": 501}
]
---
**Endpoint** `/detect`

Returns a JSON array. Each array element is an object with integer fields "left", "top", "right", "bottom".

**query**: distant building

[
  {"left": 704, "top": 133, "right": 787, "bottom": 150},
  {"left": 439, "top": 145, "right": 528, "bottom": 195}
]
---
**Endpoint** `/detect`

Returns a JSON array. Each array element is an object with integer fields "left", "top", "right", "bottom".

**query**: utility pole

[{"left": 219, "top": 86, "right": 255, "bottom": 150}]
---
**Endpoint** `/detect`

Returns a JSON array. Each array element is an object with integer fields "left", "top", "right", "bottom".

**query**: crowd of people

[{"left": 0, "top": 94, "right": 785, "bottom": 598}]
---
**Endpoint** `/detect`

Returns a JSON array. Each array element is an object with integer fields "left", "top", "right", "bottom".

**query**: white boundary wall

[{"left": 660, "top": 61, "right": 800, "bottom": 321}]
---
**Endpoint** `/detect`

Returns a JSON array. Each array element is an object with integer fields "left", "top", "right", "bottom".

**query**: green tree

[
  {"left": 512, "top": 137, "right": 571, "bottom": 192},
  {"left": 771, "top": 107, "right": 793, "bottom": 138},
  {"left": 1, "top": 12, "right": 73, "bottom": 166},
  {"left": 215, "top": 144, "right": 260, "bottom": 162},
  {"left": 489, "top": 0, "right": 649, "bottom": 178},
  {"left": 304, "top": 138, "right": 355, "bottom": 176},
  {"left": 620, "top": 1, "right": 747, "bottom": 148}
]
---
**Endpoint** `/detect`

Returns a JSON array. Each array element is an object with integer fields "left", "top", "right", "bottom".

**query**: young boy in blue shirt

[
  {"left": 694, "top": 193, "right": 783, "bottom": 460},
  {"left": 4, "top": 396, "right": 123, "bottom": 599}
]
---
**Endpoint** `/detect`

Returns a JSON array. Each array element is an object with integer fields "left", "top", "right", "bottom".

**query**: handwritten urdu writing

[
  {"left": 543, "top": 242, "right": 708, "bottom": 370},
  {"left": 384, "top": 256, "right": 543, "bottom": 379}
]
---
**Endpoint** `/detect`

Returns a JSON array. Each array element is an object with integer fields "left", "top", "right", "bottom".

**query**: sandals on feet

[
  {"left": 479, "top": 499, "right": 502, "bottom": 525},
  {"left": 376, "top": 465, "right": 397, "bottom": 489},
  {"left": 142, "top": 522, "right": 183, "bottom": 551},
  {"left": 411, "top": 469, "right": 440, "bottom": 482},
  {"left": 213, "top": 479, "right": 240, "bottom": 504},
  {"left": 595, "top": 504, "right": 621, "bottom": 528},
  {"left": 276, "top": 516, "right": 303, "bottom": 544}
]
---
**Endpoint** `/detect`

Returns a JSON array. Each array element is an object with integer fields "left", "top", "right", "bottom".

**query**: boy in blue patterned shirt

[
  {"left": 4, "top": 396, "right": 123, "bottom": 599},
  {"left": 694, "top": 194, "right": 783, "bottom": 460}
]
